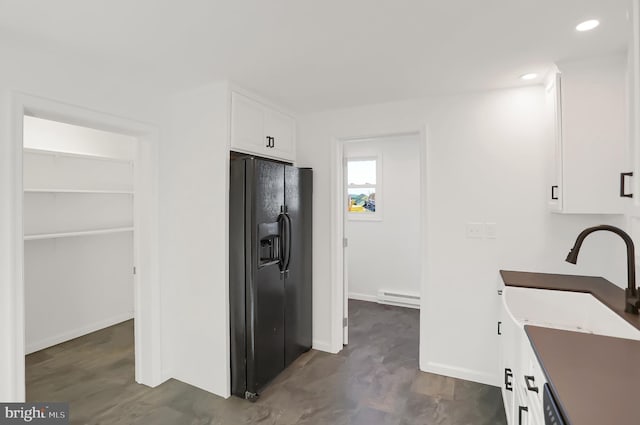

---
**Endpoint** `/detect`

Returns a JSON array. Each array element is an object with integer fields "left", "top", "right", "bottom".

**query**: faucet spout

[{"left": 565, "top": 225, "right": 638, "bottom": 314}]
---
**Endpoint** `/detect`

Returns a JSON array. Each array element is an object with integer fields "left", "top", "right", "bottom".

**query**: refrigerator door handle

[
  {"left": 278, "top": 213, "right": 287, "bottom": 272},
  {"left": 284, "top": 213, "right": 292, "bottom": 271}
]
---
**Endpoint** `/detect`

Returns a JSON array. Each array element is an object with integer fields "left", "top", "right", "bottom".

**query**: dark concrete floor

[{"left": 26, "top": 300, "right": 506, "bottom": 425}]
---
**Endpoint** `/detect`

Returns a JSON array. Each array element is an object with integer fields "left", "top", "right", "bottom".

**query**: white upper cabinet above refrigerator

[
  {"left": 231, "top": 91, "right": 296, "bottom": 162},
  {"left": 546, "top": 54, "right": 629, "bottom": 214}
]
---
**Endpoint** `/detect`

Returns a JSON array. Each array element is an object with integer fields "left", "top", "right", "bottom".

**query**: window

[{"left": 346, "top": 157, "right": 380, "bottom": 219}]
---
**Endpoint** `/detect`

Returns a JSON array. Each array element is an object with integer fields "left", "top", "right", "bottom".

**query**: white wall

[
  {"left": 298, "top": 86, "right": 627, "bottom": 386},
  {"left": 24, "top": 233, "right": 134, "bottom": 353},
  {"left": 0, "top": 38, "right": 167, "bottom": 401},
  {"left": 345, "top": 135, "right": 421, "bottom": 301},
  {"left": 160, "top": 82, "right": 231, "bottom": 397}
]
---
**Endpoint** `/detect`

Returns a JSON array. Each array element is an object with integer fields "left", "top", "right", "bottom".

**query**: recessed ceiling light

[
  {"left": 576, "top": 19, "right": 600, "bottom": 32},
  {"left": 520, "top": 73, "right": 538, "bottom": 81}
]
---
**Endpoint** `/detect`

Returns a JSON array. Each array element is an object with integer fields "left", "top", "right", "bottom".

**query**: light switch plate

[
  {"left": 485, "top": 223, "right": 497, "bottom": 239},
  {"left": 466, "top": 222, "right": 484, "bottom": 239}
]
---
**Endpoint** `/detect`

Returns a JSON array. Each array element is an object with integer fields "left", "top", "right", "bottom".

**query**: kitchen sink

[{"left": 503, "top": 286, "right": 640, "bottom": 340}]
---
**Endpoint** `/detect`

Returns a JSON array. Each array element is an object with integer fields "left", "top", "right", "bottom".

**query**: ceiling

[{"left": 0, "top": 0, "right": 631, "bottom": 113}]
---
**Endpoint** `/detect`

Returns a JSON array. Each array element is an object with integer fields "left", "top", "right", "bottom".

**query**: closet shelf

[
  {"left": 24, "top": 189, "right": 134, "bottom": 194},
  {"left": 23, "top": 147, "right": 133, "bottom": 164},
  {"left": 24, "top": 227, "right": 134, "bottom": 241}
]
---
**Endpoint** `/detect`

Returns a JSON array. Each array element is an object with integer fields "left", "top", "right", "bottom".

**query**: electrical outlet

[
  {"left": 466, "top": 222, "right": 484, "bottom": 239},
  {"left": 485, "top": 223, "right": 497, "bottom": 239}
]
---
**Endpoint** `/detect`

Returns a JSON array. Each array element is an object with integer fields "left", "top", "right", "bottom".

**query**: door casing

[{"left": 7, "top": 92, "right": 163, "bottom": 401}]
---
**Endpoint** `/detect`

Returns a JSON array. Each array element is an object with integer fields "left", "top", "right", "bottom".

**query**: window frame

[{"left": 346, "top": 154, "right": 382, "bottom": 221}]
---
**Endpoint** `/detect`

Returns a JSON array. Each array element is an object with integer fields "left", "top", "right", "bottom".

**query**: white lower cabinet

[
  {"left": 499, "top": 292, "right": 518, "bottom": 425},
  {"left": 499, "top": 291, "right": 546, "bottom": 425}
]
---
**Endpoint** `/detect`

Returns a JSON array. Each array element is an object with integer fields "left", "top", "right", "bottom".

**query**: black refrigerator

[{"left": 229, "top": 156, "right": 312, "bottom": 400}]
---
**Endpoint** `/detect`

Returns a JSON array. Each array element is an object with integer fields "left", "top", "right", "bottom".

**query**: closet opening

[
  {"left": 21, "top": 115, "right": 138, "bottom": 403},
  {"left": 335, "top": 132, "right": 425, "bottom": 361}
]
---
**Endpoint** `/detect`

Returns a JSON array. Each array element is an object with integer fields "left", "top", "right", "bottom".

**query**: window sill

[{"left": 347, "top": 214, "right": 382, "bottom": 222}]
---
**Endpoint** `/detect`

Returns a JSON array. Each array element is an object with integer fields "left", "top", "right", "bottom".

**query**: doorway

[
  {"left": 8, "top": 94, "right": 162, "bottom": 401},
  {"left": 335, "top": 131, "right": 425, "bottom": 350},
  {"left": 22, "top": 116, "right": 137, "bottom": 400}
]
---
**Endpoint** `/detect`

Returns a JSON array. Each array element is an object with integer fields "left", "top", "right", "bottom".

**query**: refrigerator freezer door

[
  {"left": 248, "top": 159, "right": 286, "bottom": 393},
  {"left": 229, "top": 158, "right": 248, "bottom": 397},
  {"left": 283, "top": 166, "right": 313, "bottom": 367}
]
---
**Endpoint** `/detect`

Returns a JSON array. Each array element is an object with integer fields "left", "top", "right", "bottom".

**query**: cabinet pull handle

[
  {"left": 504, "top": 368, "right": 513, "bottom": 391},
  {"left": 551, "top": 185, "right": 559, "bottom": 200},
  {"left": 266, "top": 136, "right": 271, "bottom": 148},
  {"left": 620, "top": 172, "right": 633, "bottom": 198},
  {"left": 271, "top": 136, "right": 275, "bottom": 148},
  {"left": 497, "top": 321, "right": 502, "bottom": 335},
  {"left": 524, "top": 375, "right": 539, "bottom": 393},
  {"left": 518, "top": 406, "right": 528, "bottom": 425}
]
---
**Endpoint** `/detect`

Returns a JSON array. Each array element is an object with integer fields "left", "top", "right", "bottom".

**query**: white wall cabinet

[
  {"left": 545, "top": 73, "right": 563, "bottom": 212},
  {"left": 498, "top": 289, "right": 546, "bottom": 425},
  {"left": 231, "top": 91, "right": 296, "bottom": 162},
  {"left": 626, "top": 0, "right": 640, "bottom": 248},
  {"left": 546, "top": 55, "right": 629, "bottom": 214}
]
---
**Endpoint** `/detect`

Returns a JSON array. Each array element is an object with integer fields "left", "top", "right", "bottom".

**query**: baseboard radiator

[{"left": 376, "top": 290, "right": 420, "bottom": 309}]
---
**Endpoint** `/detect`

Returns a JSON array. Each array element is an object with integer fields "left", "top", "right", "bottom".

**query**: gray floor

[{"left": 26, "top": 300, "right": 506, "bottom": 425}]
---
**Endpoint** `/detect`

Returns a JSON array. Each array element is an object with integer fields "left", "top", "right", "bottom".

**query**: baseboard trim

[
  {"left": 171, "top": 371, "right": 229, "bottom": 398},
  {"left": 312, "top": 340, "right": 338, "bottom": 354},
  {"left": 349, "top": 292, "right": 420, "bottom": 309},
  {"left": 26, "top": 312, "right": 134, "bottom": 354},
  {"left": 421, "top": 361, "right": 499, "bottom": 387},
  {"left": 160, "top": 369, "right": 174, "bottom": 387},
  {"left": 348, "top": 292, "right": 377, "bottom": 303}
]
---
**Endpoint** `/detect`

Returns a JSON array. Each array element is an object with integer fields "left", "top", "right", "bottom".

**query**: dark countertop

[
  {"left": 500, "top": 270, "right": 640, "bottom": 331},
  {"left": 525, "top": 325, "right": 640, "bottom": 425},
  {"left": 500, "top": 270, "right": 640, "bottom": 425}
]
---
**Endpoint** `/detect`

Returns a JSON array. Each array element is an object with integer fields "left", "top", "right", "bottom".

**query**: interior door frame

[
  {"left": 8, "top": 92, "right": 163, "bottom": 401},
  {"left": 341, "top": 157, "right": 349, "bottom": 345},
  {"left": 331, "top": 129, "right": 429, "bottom": 352}
]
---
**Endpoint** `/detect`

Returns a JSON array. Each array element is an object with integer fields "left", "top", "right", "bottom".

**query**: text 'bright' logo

[
  {"left": 1, "top": 403, "right": 68, "bottom": 424},
  {"left": 4, "top": 406, "right": 47, "bottom": 422}
]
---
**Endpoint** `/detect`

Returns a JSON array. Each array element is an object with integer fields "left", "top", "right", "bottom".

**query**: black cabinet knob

[
  {"left": 524, "top": 375, "right": 539, "bottom": 393},
  {"left": 504, "top": 368, "right": 513, "bottom": 391},
  {"left": 518, "top": 406, "right": 528, "bottom": 425},
  {"left": 620, "top": 172, "right": 633, "bottom": 198}
]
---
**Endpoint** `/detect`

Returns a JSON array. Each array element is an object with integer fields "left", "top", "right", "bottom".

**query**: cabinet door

[
  {"left": 521, "top": 338, "right": 546, "bottom": 425},
  {"left": 231, "top": 92, "right": 268, "bottom": 154},
  {"left": 515, "top": 385, "right": 531, "bottom": 425},
  {"left": 264, "top": 108, "right": 295, "bottom": 162},
  {"left": 558, "top": 55, "right": 627, "bottom": 214},
  {"left": 545, "top": 73, "right": 563, "bottom": 212},
  {"left": 499, "top": 297, "right": 519, "bottom": 425}
]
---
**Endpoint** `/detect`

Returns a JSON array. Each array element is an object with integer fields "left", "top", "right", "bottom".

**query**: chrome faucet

[{"left": 565, "top": 225, "right": 639, "bottom": 315}]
